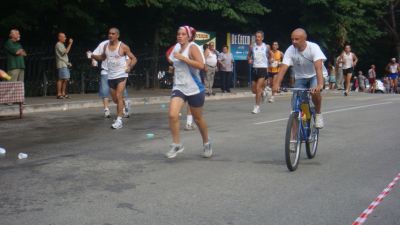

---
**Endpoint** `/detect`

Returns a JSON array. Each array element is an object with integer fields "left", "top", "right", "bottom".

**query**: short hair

[
  {"left": 109, "top": 27, "right": 120, "bottom": 36},
  {"left": 9, "top": 29, "right": 19, "bottom": 37},
  {"left": 255, "top": 30, "right": 264, "bottom": 37}
]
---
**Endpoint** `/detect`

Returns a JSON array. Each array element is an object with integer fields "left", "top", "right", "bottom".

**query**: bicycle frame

[{"left": 290, "top": 89, "right": 313, "bottom": 142}]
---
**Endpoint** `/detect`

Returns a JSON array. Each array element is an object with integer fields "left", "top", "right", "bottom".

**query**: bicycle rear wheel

[
  {"left": 285, "top": 112, "right": 301, "bottom": 171},
  {"left": 306, "top": 113, "right": 319, "bottom": 159}
]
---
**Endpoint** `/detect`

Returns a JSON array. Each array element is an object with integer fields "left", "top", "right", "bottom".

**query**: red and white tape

[{"left": 352, "top": 173, "right": 400, "bottom": 225}]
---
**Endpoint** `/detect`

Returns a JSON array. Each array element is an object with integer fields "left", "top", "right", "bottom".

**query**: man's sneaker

[
  {"left": 104, "top": 108, "right": 111, "bottom": 118},
  {"left": 123, "top": 100, "right": 131, "bottom": 118},
  {"left": 166, "top": 143, "right": 184, "bottom": 159},
  {"left": 262, "top": 89, "right": 268, "bottom": 103},
  {"left": 251, "top": 105, "right": 260, "bottom": 114},
  {"left": 268, "top": 95, "right": 275, "bottom": 103},
  {"left": 203, "top": 142, "right": 213, "bottom": 158},
  {"left": 111, "top": 119, "right": 123, "bottom": 129},
  {"left": 184, "top": 123, "right": 196, "bottom": 131},
  {"left": 315, "top": 113, "right": 324, "bottom": 129}
]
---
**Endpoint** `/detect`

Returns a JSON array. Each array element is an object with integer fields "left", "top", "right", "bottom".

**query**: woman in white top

[
  {"left": 166, "top": 26, "right": 212, "bottom": 159},
  {"left": 339, "top": 44, "right": 358, "bottom": 96}
]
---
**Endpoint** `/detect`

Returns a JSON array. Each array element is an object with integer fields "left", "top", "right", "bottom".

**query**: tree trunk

[{"left": 396, "top": 42, "right": 400, "bottom": 61}]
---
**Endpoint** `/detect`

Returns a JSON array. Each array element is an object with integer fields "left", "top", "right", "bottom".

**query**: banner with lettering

[
  {"left": 227, "top": 33, "right": 255, "bottom": 60},
  {"left": 195, "top": 31, "right": 216, "bottom": 49}
]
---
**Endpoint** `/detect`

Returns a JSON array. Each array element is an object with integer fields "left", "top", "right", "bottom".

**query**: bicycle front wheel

[
  {"left": 306, "top": 113, "right": 319, "bottom": 159},
  {"left": 285, "top": 112, "right": 301, "bottom": 171}
]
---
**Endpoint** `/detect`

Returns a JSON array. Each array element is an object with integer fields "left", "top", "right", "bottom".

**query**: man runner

[
  {"left": 267, "top": 41, "right": 283, "bottom": 103},
  {"left": 339, "top": 44, "right": 358, "bottom": 96},
  {"left": 89, "top": 27, "right": 137, "bottom": 129},
  {"left": 273, "top": 28, "right": 325, "bottom": 129},
  {"left": 247, "top": 31, "right": 272, "bottom": 114}
]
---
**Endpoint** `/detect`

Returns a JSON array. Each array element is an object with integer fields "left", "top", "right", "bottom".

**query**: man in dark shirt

[{"left": 4, "top": 29, "right": 26, "bottom": 82}]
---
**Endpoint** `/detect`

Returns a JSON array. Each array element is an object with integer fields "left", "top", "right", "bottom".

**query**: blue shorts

[
  {"left": 294, "top": 76, "right": 318, "bottom": 89},
  {"left": 171, "top": 90, "right": 205, "bottom": 108},
  {"left": 389, "top": 73, "right": 398, "bottom": 80},
  {"left": 99, "top": 72, "right": 128, "bottom": 98},
  {"left": 58, "top": 67, "right": 70, "bottom": 79}
]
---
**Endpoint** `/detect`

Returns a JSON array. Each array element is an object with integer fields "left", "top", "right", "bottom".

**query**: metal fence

[{"left": 0, "top": 46, "right": 173, "bottom": 97}]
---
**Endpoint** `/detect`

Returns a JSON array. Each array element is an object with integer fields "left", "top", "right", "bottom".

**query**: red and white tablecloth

[{"left": 0, "top": 82, "right": 25, "bottom": 104}]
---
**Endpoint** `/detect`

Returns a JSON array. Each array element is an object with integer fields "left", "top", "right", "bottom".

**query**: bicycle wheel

[
  {"left": 306, "top": 112, "right": 319, "bottom": 159},
  {"left": 285, "top": 112, "right": 301, "bottom": 171}
]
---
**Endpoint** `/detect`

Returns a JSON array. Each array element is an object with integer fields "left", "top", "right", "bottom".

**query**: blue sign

[{"left": 227, "top": 33, "right": 255, "bottom": 61}]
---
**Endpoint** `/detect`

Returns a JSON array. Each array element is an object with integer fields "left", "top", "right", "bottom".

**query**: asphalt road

[{"left": 0, "top": 91, "right": 399, "bottom": 225}]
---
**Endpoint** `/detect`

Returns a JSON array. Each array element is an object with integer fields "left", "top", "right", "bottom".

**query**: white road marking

[{"left": 254, "top": 101, "right": 393, "bottom": 125}]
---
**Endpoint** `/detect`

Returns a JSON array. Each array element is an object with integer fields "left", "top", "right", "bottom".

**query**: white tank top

[
  {"left": 389, "top": 63, "right": 398, "bottom": 73},
  {"left": 105, "top": 41, "right": 128, "bottom": 80},
  {"left": 252, "top": 43, "right": 269, "bottom": 68},
  {"left": 206, "top": 51, "right": 218, "bottom": 67},
  {"left": 342, "top": 52, "right": 353, "bottom": 69},
  {"left": 169, "top": 42, "right": 205, "bottom": 96}
]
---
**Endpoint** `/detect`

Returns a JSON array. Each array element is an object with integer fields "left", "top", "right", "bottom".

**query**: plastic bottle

[
  {"left": 300, "top": 103, "right": 311, "bottom": 120},
  {"left": 18, "top": 153, "right": 28, "bottom": 159},
  {"left": 0, "top": 147, "right": 6, "bottom": 154}
]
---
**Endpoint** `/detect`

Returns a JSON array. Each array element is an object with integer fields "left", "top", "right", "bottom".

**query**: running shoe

[
  {"left": 315, "top": 113, "right": 324, "bottom": 129},
  {"left": 104, "top": 108, "right": 111, "bottom": 118},
  {"left": 123, "top": 100, "right": 131, "bottom": 118},
  {"left": 166, "top": 143, "right": 184, "bottom": 159},
  {"left": 203, "top": 141, "right": 213, "bottom": 158},
  {"left": 268, "top": 95, "right": 275, "bottom": 103},
  {"left": 251, "top": 105, "right": 260, "bottom": 114},
  {"left": 184, "top": 123, "right": 197, "bottom": 131},
  {"left": 262, "top": 89, "right": 268, "bottom": 103},
  {"left": 111, "top": 119, "right": 123, "bottom": 129}
]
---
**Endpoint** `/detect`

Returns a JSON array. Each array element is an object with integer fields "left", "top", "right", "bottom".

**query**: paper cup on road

[{"left": 0, "top": 147, "right": 6, "bottom": 154}]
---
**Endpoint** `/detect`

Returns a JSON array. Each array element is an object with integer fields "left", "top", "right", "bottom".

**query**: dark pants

[{"left": 220, "top": 71, "right": 232, "bottom": 92}]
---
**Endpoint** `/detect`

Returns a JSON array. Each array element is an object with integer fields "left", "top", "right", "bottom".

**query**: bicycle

[{"left": 285, "top": 88, "right": 319, "bottom": 171}]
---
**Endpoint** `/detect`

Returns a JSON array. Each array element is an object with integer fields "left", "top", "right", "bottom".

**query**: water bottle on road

[{"left": 18, "top": 153, "right": 28, "bottom": 159}]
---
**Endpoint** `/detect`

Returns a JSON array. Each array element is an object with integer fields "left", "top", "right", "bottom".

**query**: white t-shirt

[
  {"left": 206, "top": 51, "right": 218, "bottom": 67},
  {"left": 282, "top": 41, "right": 327, "bottom": 79},
  {"left": 252, "top": 42, "right": 269, "bottom": 68}
]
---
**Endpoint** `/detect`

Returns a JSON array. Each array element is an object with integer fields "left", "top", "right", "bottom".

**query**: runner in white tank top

[
  {"left": 339, "top": 44, "right": 358, "bottom": 96},
  {"left": 386, "top": 58, "right": 399, "bottom": 93},
  {"left": 89, "top": 27, "right": 137, "bottom": 129},
  {"left": 247, "top": 31, "right": 272, "bottom": 114},
  {"left": 165, "top": 25, "right": 213, "bottom": 159}
]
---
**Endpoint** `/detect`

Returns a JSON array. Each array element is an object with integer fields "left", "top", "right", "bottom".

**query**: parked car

[{"left": 365, "top": 79, "right": 386, "bottom": 93}]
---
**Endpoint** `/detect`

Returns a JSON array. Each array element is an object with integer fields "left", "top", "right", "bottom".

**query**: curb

[{"left": 0, "top": 91, "right": 292, "bottom": 116}]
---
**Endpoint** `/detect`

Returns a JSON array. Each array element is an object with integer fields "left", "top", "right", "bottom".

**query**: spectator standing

[
  {"left": 335, "top": 55, "right": 344, "bottom": 90},
  {"left": 4, "top": 29, "right": 26, "bottom": 82},
  {"left": 368, "top": 64, "right": 377, "bottom": 93},
  {"left": 55, "top": 32, "right": 73, "bottom": 99},
  {"left": 328, "top": 62, "right": 336, "bottom": 90},
  {"left": 204, "top": 42, "right": 218, "bottom": 96},
  {"left": 218, "top": 45, "right": 234, "bottom": 93}
]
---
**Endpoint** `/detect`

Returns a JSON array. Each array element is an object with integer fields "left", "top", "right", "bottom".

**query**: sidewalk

[{"left": 0, "top": 88, "right": 258, "bottom": 117}]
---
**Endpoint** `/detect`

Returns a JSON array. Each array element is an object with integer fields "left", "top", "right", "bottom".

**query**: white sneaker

[
  {"left": 203, "top": 141, "right": 213, "bottom": 158},
  {"left": 251, "top": 105, "right": 260, "bottom": 114},
  {"left": 315, "top": 113, "right": 324, "bottom": 129},
  {"left": 104, "top": 108, "right": 111, "bottom": 118},
  {"left": 268, "top": 95, "right": 275, "bottom": 103},
  {"left": 111, "top": 119, "right": 123, "bottom": 129},
  {"left": 262, "top": 89, "right": 268, "bottom": 103},
  {"left": 166, "top": 143, "right": 184, "bottom": 159},
  {"left": 123, "top": 100, "right": 131, "bottom": 118},
  {"left": 184, "top": 123, "right": 196, "bottom": 131}
]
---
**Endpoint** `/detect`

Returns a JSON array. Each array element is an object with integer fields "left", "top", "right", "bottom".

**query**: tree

[
  {"left": 381, "top": 0, "right": 400, "bottom": 59},
  {"left": 125, "top": 0, "right": 269, "bottom": 88}
]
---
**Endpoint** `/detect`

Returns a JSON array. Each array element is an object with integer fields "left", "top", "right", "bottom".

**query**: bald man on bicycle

[{"left": 273, "top": 28, "right": 325, "bottom": 129}]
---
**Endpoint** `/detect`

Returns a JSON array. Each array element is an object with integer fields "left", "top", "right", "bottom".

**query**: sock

[
  {"left": 117, "top": 116, "right": 122, "bottom": 121},
  {"left": 104, "top": 107, "right": 109, "bottom": 111},
  {"left": 186, "top": 115, "right": 193, "bottom": 125}
]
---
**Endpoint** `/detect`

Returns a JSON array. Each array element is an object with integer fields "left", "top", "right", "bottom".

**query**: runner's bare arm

[
  {"left": 247, "top": 45, "right": 253, "bottom": 64},
  {"left": 174, "top": 44, "right": 204, "bottom": 70},
  {"left": 273, "top": 64, "right": 289, "bottom": 92},
  {"left": 123, "top": 45, "right": 137, "bottom": 72},
  {"left": 352, "top": 53, "right": 358, "bottom": 67}
]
